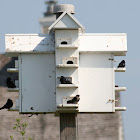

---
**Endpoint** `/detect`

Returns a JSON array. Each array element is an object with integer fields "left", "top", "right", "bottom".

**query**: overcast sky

[{"left": 0, "top": 0, "right": 139, "bottom": 139}]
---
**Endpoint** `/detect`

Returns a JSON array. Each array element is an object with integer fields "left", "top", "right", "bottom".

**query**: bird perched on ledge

[
  {"left": 0, "top": 99, "right": 13, "bottom": 110},
  {"left": 60, "top": 76, "right": 72, "bottom": 84},
  {"left": 118, "top": 60, "right": 125, "bottom": 68},
  {"left": 67, "top": 95, "right": 80, "bottom": 104},
  {"left": 6, "top": 77, "right": 16, "bottom": 88}
]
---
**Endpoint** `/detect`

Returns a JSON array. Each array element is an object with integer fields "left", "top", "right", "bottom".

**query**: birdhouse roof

[{"left": 48, "top": 11, "right": 85, "bottom": 33}]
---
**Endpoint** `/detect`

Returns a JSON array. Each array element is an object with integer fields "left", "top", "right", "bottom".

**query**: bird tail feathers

[{"left": 67, "top": 100, "right": 72, "bottom": 104}]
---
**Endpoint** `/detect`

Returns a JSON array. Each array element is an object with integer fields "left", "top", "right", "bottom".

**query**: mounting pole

[{"left": 60, "top": 113, "right": 77, "bottom": 140}]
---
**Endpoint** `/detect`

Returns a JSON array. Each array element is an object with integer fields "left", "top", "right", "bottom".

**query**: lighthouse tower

[{"left": 39, "top": 0, "right": 57, "bottom": 34}]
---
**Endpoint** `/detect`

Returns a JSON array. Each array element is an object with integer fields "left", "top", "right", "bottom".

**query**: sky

[{"left": 0, "top": 0, "right": 138, "bottom": 139}]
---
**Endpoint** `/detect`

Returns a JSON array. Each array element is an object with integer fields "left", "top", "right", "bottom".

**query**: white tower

[{"left": 39, "top": 0, "right": 57, "bottom": 34}]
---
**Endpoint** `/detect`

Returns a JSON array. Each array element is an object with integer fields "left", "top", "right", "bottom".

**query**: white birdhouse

[{"left": 5, "top": 4, "right": 127, "bottom": 114}]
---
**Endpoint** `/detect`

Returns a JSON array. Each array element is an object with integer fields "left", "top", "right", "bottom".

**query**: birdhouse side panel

[
  {"left": 19, "top": 54, "right": 56, "bottom": 113},
  {"left": 79, "top": 53, "right": 115, "bottom": 112}
]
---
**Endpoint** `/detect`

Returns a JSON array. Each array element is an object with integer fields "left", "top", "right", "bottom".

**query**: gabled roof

[{"left": 48, "top": 11, "right": 85, "bottom": 33}]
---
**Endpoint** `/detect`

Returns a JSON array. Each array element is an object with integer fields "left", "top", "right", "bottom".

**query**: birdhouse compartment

[
  {"left": 57, "top": 77, "right": 72, "bottom": 84},
  {"left": 56, "top": 49, "right": 78, "bottom": 65},
  {"left": 62, "top": 57, "right": 77, "bottom": 64},
  {"left": 55, "top": 30, "right": 79, "bottom": 47},
  {"left": 57, "top": 38, "right": 72, "bottom": 46}
]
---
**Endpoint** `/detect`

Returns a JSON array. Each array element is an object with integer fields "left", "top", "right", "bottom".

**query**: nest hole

[
  {"left": 61, "top": 41, "right": 68, "bottom": 45},
  {"left": 67, "top": 61, "right": 73, "bottom": 64}
]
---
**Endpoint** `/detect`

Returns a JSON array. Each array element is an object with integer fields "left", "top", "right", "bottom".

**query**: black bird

[
  {"left": 67, "top": 95, "right": 80, "bottom": 104},
  {"left": 6, "top": 77, "right": 16, "bottom": 88},
  {"left": 0, "top": 99, "right": 13, "bottom": 110},
  {"left": 118, "top": 60, "right": 125, "bottom": 68},
  {"left": 60, "top": 76, "right": 72, "bottom": 84}
]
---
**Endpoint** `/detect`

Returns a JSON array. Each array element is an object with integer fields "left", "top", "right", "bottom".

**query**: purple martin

[
  {"left": 67, "top": 95, "right": 80, "bottom": 104},
  {"left": 0, "top": 99, "right": 13, "bottom": 110},
  {"left": 60, "top": 76, "right": 72, "bottom": 84},
  {"left": 6, "top": 77, "right": 16, "bottom": 88},
  {"left": 118, "top": 60, "right": 125, "bottom": 68}
]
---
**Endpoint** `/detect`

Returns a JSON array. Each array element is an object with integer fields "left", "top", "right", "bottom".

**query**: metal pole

[{"left": 60, "top": 113, "right": 77, "bottom": 140}]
